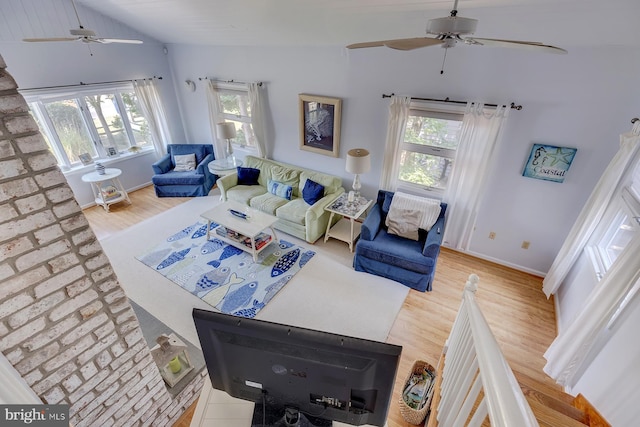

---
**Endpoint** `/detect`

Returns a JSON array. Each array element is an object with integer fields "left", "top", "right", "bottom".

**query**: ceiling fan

[
  {"left": 346, "top": 0, "right": 567, "bottom": 55},
  {"left": 23, "top": 0, "right": 142, "bottom": 45}
]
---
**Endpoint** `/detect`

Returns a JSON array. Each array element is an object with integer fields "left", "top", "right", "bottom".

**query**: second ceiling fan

[{"left": 346, "top": 0, "right": 567, "bottom": 55}]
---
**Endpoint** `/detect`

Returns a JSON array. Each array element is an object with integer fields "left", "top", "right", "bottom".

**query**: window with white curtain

[
  {"left": 586, "top": 163, "right": 640, "bottom": 280},
  {"left": 24, "top": 84, "right": 153, "bottom": 170},
  {"left": 396, "top": 104, "right": 463, "bottom": 196},
  {"left": 210, "top": 84, "right": 258, "bottom": 151}
]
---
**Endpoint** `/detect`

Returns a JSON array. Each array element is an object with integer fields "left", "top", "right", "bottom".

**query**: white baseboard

[{"left": 447, "top": 247, "right": 547, "bottom": 278}]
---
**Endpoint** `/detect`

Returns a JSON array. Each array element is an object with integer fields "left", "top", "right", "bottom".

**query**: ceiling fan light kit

[{"left": 426, "top": 16, "right": 477, "bottom": 36}]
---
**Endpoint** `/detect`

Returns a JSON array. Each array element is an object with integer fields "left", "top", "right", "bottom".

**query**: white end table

[
  {"left": 208, "top": 158, "right": 243, "bottom": 176},
  {"left": 81, "top": 168, "right": 131, "bottom": 212},
  {"left": 324, "top": 193, "right": 373, "bottom": 252}
]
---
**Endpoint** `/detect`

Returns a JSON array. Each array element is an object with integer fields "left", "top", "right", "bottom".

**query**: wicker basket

[{"left": 399, "top": 359, "right": 436, "bottom": 425}]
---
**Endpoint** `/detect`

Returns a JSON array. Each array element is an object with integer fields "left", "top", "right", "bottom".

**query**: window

[
  {"left": 587, "top": 167, "right": 640, "bottom": 280},
  {"left": 211, "top": 84, "right": 257, "bottom": 150},
  {"left": 25, "top": 84, "right": 152, "bottom": 170},
  {"left": 397, "top": 106, "right": 463, "bottom": 195}
]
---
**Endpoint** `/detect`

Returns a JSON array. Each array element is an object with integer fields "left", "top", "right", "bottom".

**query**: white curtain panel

[
  {"left": 542, "top": 125, "right": 640, "bottom": 297},
  {"left": 248, "top": 83, "right": 267, "bottom": 158},
  {"left": 379, "top": 95, "right": 411, "bottom": 191},
  {"left": 0, "top": 352, "right": 40, "bottom": 404},
  {"left": 206, "top": 81, "right": 227, "bottom": 160},
  {"left": 543, "top": 234, "right": 640, "bottom": 387},
  {"left": 443, "top": 103, "right": 509, "bottom": 250},
  {"left": 133, "top": 79, "right": 172, "bottom": 156}
]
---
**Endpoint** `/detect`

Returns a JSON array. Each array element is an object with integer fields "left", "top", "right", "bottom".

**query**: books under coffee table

[{"left": 200, "top": 201, "right": 278, "bottom": 261}]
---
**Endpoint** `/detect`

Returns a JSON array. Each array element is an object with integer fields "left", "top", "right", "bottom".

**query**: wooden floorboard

[{"left": 83, "top": 185, "right": 561, "bottom": 427}]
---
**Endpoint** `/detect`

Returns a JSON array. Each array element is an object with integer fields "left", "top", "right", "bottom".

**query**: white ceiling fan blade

[
  {"left": 465, "top": 37, "right": 567, "bottom": 54},
  {"left": 346, "top": 40, "right": 386, "bottom": 49},
  {"left": 98, "top": 38, "right": 144, "bottom": 44},
  {"left": 383, "top": 37, "right": 442, "bottom": 51},
  {"left": 347, "top": 37, "right": 441, "bottom": 50},
  {"left": 23, "top": 37, "right": 79, "bottom": 42}
]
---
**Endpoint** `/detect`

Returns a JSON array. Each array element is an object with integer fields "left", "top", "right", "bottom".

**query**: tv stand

[
  {"left": 252, "top": 403, "right": 332, "bottom": 427},
  {"left": 190, "top": 376, "right": 384, "bottom": 427}
]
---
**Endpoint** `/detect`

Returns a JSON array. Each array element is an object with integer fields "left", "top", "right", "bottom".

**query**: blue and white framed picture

[{"left": 522, "top": 144, "right": 577, "bottom": 183}]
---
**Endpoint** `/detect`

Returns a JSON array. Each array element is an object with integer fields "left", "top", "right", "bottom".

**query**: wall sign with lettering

[{"left": 522, "top": 143, "right": 577, "bottom": 183}]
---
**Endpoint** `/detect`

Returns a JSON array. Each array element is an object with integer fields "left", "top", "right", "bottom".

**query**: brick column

[{"left": 0, "top": 55, "right": 203, "bottom": 425}]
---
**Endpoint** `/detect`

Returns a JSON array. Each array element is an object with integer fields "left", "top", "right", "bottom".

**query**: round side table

[
  {"left": 208, "top": 158, "right": 243, "bottom": 176},
  {"left": 81, "top": 168, "right": 131, "bottom": 212}
]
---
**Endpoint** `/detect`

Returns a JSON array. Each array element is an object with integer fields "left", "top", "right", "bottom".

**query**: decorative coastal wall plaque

[
  {"left": 299, "top": 94, "right": 342, "bottom": 157},
  {"left": 522, "top": 143, "right": 577, "bottom": 183}
]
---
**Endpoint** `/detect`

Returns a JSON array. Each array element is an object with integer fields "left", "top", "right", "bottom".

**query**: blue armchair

[
  {"left": 151, "top": 144, "right": 217, "bottom": 197},
  {"left": 353, "top": 190, "right": 447, "bottom": 292}
]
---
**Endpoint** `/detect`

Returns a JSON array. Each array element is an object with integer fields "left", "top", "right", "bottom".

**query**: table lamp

[
  {"left": 216, "top": 122, "right": 237, "bottom": 166},
  {"left": 346, "top": 148, "right": 371, "bottom": 199}
]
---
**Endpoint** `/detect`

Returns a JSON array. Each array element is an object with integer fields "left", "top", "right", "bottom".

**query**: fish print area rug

[{"left": 136, "top": 221, "right": 315, "bottom": 318}]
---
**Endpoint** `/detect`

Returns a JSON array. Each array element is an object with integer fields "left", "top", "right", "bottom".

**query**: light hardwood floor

[{"left": 83, "top": 185, "right": 560, "bottom": 427}]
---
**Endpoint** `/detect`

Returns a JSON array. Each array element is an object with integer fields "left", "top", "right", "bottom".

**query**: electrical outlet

[
  {"left": 488, "top": 232, "right": 496, "bottom": 240},
  {"left": 521, "top": 241, "right": 530, "bottom": 249}
]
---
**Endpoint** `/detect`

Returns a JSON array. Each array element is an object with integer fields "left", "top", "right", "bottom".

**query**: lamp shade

[
  {"left": 346, "top": 148, "right": 371, "bottom": 174},
  {"left": 216, "top": 122, "right": 237, "bottom": 140}
]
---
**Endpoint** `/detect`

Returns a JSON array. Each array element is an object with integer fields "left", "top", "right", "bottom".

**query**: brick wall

[{"left": 0, "top": 55, "right": 203, "bottom": 425}]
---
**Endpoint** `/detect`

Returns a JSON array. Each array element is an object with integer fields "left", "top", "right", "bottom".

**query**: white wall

[{"left": 167, "top": 43, "right": 640, "bottom": 275}]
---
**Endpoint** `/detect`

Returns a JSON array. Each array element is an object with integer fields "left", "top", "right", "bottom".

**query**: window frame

[
  {"left": 395, "top": 102, "right": 464, "bottom": 197},
  {"left": 210, "top": 82, "right": 258, "bottom": 154},
  {"left": 23, "top": 83, "right": 155, "bottom": 171}
]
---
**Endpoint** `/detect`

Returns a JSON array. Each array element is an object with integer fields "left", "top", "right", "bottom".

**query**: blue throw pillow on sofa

[
  {"left": 267, "top": 180, "right": 293, "bottom": 200},
  {"left": 302, "top": 179, "right": 324, "bottom": 205},
  {"left": 237, "top": 167, "right": 260, "bottom": 185}
]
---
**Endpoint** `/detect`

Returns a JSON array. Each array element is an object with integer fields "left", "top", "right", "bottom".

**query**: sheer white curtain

[
  {"left": 1, "top": 352, "right": 40, "bottom": 404},
  {"left": 542, "top": 123, "right": 640, "bottom": 297},
  {"left": 133, "top": 79, "right": 172, "bottom": 156},
  {"left": 206, "top": 80, "right": 226, "bottom": 160},
  {"left": 543, "top": 235, "right": 640, "bottom": 387},
  {"left": 248, "top": 82, "right": 267, "bottom": 158},
  {"left": 379, "top": 95, "right": 411, "bottom": 191},
  {"left": 443, "top": 103, "right": 509, "bottom": 250}
]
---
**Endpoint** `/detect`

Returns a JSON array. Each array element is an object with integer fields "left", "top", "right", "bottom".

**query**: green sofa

[{"left": 216, "top": 156, "right": 345, "bottom": 243}]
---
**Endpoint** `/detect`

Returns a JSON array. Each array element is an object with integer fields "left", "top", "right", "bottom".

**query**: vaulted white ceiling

[
  {"left": 3, "top": 0, "right": 640, "bottom": 49},
  {"left": 75, "top": 0, "right": 640, "bottom": 49}
]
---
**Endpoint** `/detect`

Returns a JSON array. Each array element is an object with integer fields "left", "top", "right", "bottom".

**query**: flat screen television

[{"left": 192, "top": 308, "right": 402, "bottom": 427}]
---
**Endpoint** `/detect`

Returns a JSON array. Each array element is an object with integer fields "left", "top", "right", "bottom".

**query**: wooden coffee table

[{"left": 200, "top": 201, "right": 278, "bottom": 261}]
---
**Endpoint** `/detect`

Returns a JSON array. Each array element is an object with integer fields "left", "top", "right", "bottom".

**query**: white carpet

[{"left": 100, "top": 189, "right": 409, "bottom": 349}]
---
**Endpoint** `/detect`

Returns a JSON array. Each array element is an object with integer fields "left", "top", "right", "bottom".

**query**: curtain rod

[
  {"left": 382, "top": 93, "right": 523, "bottom": 111},
  {"left": 198, "top": 77, "right": 263, "bottom": 87},
  {"left": 20, "top": 76, "right": 163, "bottom": 92}
]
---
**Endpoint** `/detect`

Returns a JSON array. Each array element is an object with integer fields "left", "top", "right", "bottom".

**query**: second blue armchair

[
  {"left": 151, "top": 144, "right": 217, "bottom": 197},
  {"left": 353, "top": 190, "right": 447, "bottom": 292}
]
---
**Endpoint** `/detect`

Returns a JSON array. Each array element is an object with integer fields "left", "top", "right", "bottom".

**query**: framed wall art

[
  {"left": 106, "top": 146, "right": 119, "bottom": 157},
  {"left": 299, "top": 94, "right": 342, "bottom": 157},
  {"left": 78, "top": 153, "right": 93, "bottom": 165},
  {"left": 522, "top": 143, "right": 577, "bottom": 183}
]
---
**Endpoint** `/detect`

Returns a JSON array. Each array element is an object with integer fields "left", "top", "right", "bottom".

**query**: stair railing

[{"left": 436, "top": 274, "right": 539, "bottom": 427}]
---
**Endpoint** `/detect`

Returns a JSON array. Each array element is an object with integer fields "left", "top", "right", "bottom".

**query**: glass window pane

[
  {"left": 603, "top": 215, "right": 635, "bottom": 266},
  {"left": 398, "top": 151, "right": 453, "bottom": 189},
  {"left": 224, "top": 120, "right": 256, "bottom": 148},
  {"left": 219, "top": 92, "right": 251, "bottom": 117},
  {"left": 44, "top": 99, "right": 96, "bottom": 163},
  {"left": 85, "top": 94, "right": 129, "bottom": 152},
  {"left": 121, "top": 92, "right": 152, "bottom": 149},
  {"left": 405, "top": 116, "right": 462, "bottom": 149},
  {"left": 29, "top": 105, "right": 59, "bottom": 161}
]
